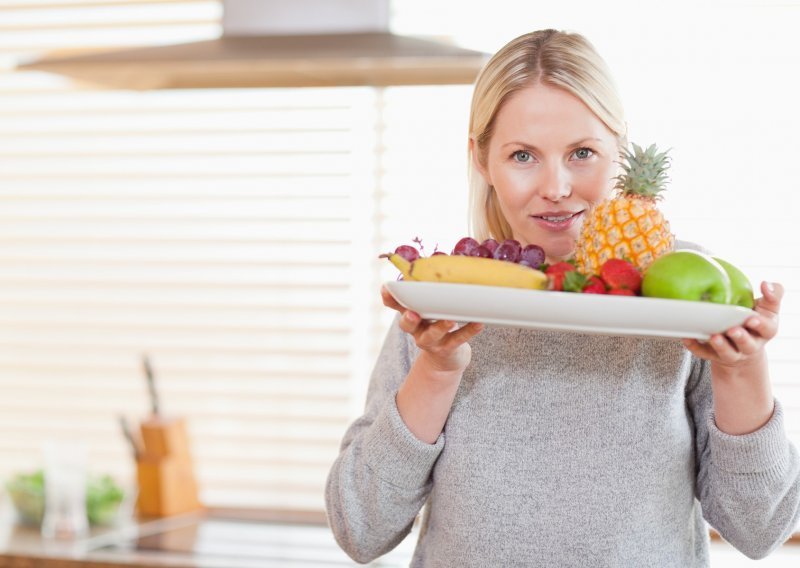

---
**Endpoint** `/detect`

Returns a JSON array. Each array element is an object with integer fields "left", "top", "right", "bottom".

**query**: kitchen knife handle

[{"left": 142, "top": 354, "right": 160, "bottom": 416}]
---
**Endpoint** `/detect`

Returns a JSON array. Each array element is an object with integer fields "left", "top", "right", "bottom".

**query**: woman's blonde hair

[{"left": 468, "top": 29, "right": 627, "bottom": 241}]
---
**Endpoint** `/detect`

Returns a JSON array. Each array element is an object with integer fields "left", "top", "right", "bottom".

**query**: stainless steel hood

[{"left": 16, "top": 0, "right": 488, "bottom": 90}]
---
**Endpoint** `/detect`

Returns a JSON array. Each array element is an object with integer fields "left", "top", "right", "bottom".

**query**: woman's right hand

[
  {"left": 381, "top": 285, "right": 484, "bottom": 376},
  {"left": 382, "top": 285, "right": 484, "bottom": 443}
]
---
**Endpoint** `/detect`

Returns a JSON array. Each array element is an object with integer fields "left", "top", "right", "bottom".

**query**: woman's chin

[{"left": 543, "top": 243, "right": 576, "bottom": 263}]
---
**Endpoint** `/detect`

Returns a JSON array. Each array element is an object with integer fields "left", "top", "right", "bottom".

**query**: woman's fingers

[
  {"left": 682, "top": 280, "right": 785, "bottom": 363},
  {"left": 710, "top": 334, "right": 740, "bottom": 362},
  {"left": 398, "top": 309, "right": 423, "bottom": 335},
  {"left": 683, "top": 324, "right": 772, "bottom": 366},
  {"left": 397, "top": 311, "right": 456, "bottom": 346},
  {"left": 724, "top": 326, "right": 759, "bottom": 355},
  {"left": 745, "top": 281, "right": 783, "bottom": 340},
  {"left": 742, "top": 314, "right": 776, "bottom": 341},
  {"left": 416, "top": 319, "right": 459, "bottom": 350},
  {"left": 380, "top": 285, "right": 404, "bottom": 312},
  {"left": 416, "top": 320, "right": 484, "bottom": 351},
  {"left": 441, "top": 322, "right": 484, "bottom": 350},
  {"left": 684, "top": 334, "right": 740, "bottom": 364},
  {"left": 682, "top": 338, "right": 714, "bottom": 360},
  {"left": 381, "top": 285, "right": 484, "bottom": 354},
  {"left": 756, "top": 281, "right": 783, "bottom": 317},
  {"left": 382, "top": 286, "right": 428, "bottom": 338}
]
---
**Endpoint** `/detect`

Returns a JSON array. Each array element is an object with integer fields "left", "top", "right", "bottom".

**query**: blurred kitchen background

[{"left": 0, "top": 0, "right": 798, "bottom": 566}]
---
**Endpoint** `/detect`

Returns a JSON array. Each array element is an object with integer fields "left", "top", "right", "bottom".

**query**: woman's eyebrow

[{"left": 501, "top": 137, "right": 603, "bottom": 150}]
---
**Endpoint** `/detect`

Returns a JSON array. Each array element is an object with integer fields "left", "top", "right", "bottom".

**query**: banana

[
  {"left": 399, "top": 254, "right": 548, "bottom": 290},
  {"left": 386, "top": 253, "right": 413, "bottom": 280}
]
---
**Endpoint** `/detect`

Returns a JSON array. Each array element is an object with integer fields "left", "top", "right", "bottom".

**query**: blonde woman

[{"left": 326, "top": 29, "right": 800, "bottom": 566}]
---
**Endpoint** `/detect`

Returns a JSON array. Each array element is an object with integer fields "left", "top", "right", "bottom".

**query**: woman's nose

[{"left": 538, "top": 162, "right": 572, "bottom": 202}]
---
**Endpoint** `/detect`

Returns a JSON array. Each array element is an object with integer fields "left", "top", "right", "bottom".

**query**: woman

[{"left": 325, "top": 29, "right": 800, "bottom": 566}]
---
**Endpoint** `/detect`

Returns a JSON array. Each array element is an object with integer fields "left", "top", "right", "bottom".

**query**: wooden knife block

[{"left": 136, "top": 416, "right": 203, "bottom": 517}]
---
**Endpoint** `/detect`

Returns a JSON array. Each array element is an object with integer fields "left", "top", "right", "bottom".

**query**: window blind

[{"left": 0, "top": 0, "right": 382, "bottom": 512}]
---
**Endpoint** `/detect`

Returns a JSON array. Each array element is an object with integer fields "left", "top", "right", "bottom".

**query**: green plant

[{"left": 5, "top": 470, "right": 126, "bottom": 527}]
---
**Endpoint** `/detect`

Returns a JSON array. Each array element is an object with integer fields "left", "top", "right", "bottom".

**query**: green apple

[
  {"left": 642, "top": 250, "right": 732, "bottom": 304},
  {"left": 713, "top": 257, "right": 755, "bottom": 309}
]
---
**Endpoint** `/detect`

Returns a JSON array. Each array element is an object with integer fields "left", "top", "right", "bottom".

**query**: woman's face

[{"left": 473, "top": 83, "right": 619, "bottom": 262}]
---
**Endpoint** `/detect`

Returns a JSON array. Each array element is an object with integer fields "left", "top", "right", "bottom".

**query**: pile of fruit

[
  {"left": 381, "top": 238, "right": 549, "bottom": 291},
  {"left": 382, "top": 241, "right": 754, "bottom": 309},
  {"left": 383, "top": 237, "right": 641, "bottom": 295}
]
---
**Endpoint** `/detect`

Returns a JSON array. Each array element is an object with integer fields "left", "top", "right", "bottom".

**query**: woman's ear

[{"left": 469, "top": 137, "right": 491, "bottom": 185}]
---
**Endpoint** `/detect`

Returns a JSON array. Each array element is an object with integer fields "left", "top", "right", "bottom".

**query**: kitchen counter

[
  {"left": 0, "top": 502, "right": 414, "bottom": 568},
  {"left": 0, "top": 514, "right": 200, "bottom": 568},
  {"left": 3, "top": 501, "right": 799, "bottom": 567}
]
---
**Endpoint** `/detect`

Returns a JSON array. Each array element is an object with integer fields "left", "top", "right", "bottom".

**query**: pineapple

[{"left": 574, "top": 143, "right": 675, "bottom": 275}]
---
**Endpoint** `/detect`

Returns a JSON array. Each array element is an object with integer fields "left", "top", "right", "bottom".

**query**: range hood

[{"left": 17, "top": 0, "right": 488, "bottom": 90}]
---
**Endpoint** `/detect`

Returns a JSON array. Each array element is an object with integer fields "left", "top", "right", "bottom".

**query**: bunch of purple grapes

[
  {"left": 452, "top": 237, "right": 545, "bottom": 269},
  {"left": 392, "top": 237, "right": 545, "bottom": 270}
]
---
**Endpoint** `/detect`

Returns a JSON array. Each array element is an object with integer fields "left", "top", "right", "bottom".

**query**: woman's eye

[
  {"left": 573, "top": 147, "right": 594, "bottom": 160},
  {"left": 513, "top": 150, "right": 532, "bottom": 162}
]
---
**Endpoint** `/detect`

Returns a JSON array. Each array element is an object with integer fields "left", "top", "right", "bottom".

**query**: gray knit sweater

[{"left": 326, "top": 303, "right": 800, "bottom": 566}]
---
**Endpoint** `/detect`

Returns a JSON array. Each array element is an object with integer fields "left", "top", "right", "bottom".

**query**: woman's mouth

[{"left": 530, "top": 211, "right": 583, "bottom": 232}]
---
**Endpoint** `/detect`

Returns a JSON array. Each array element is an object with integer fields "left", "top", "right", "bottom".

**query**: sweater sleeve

[
  {"left": 325, "top": 315, "right": 443, "bottom": 563},
  {"left": 687, "top": 356, "right": 800, "bottom": 559}
]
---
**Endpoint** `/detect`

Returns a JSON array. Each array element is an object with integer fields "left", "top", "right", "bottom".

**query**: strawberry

[
  {"left": 599, "top": 259, "right": 642, "bottom": 294},
  {"left": 608, "top": 288, "right": 636, "bottom": 296},
  {"left": 582, "top": 275, "right": 607, "bottom": 294},
  {"left": 546, "top": 262, "right": 577, "bottom": 291}
]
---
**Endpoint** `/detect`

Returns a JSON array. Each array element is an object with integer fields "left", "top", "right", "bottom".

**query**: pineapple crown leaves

[{"left": 613, "top": 142, "right": 672, "bottom": 199}]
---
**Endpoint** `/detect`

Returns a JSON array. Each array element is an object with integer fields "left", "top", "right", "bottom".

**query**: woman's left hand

[{"left": 682, "top": 281, "right": 783, "bottom": 368}]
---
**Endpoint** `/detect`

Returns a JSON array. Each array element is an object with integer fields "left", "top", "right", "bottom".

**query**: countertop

[
  {"left": 0, "top": 500, "right": 414, "bottom": 567},
  {"left": 3, "top": 500, "right": 799, "bottom": 567}
]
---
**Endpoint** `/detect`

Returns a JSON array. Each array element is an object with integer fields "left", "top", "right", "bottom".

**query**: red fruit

[
  {"left": 493, "top": 239, "right": 522, "bottom": 263},
  {"left": 546, "top": 261, "right": 576, "bottom": 274},
  {"left": 393, "top": 245, "right": 420, "bottom": 262},
  {"left": 520, "top": 244, "right": 545, "bottom": 268},
  {"left": 470, "top": 245, "right": 492, "bottom": 258},
  {"left": 608, "top": 288, "right": 636, "bottom": 296},
  {"left": 599, "top": 259, "right": 642, "bottom": 293},
  {"left": 545, "top": 262, "right": 577, "bottom": 291},
  {"left": 452, "top": 237, "right": 479, "bottom": 256},
  {"left": 582, "top": 276, "right": 607, "bottom": 294},
  {"left": 481, "top": 238, "right": 499, "bottom": 255}
]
